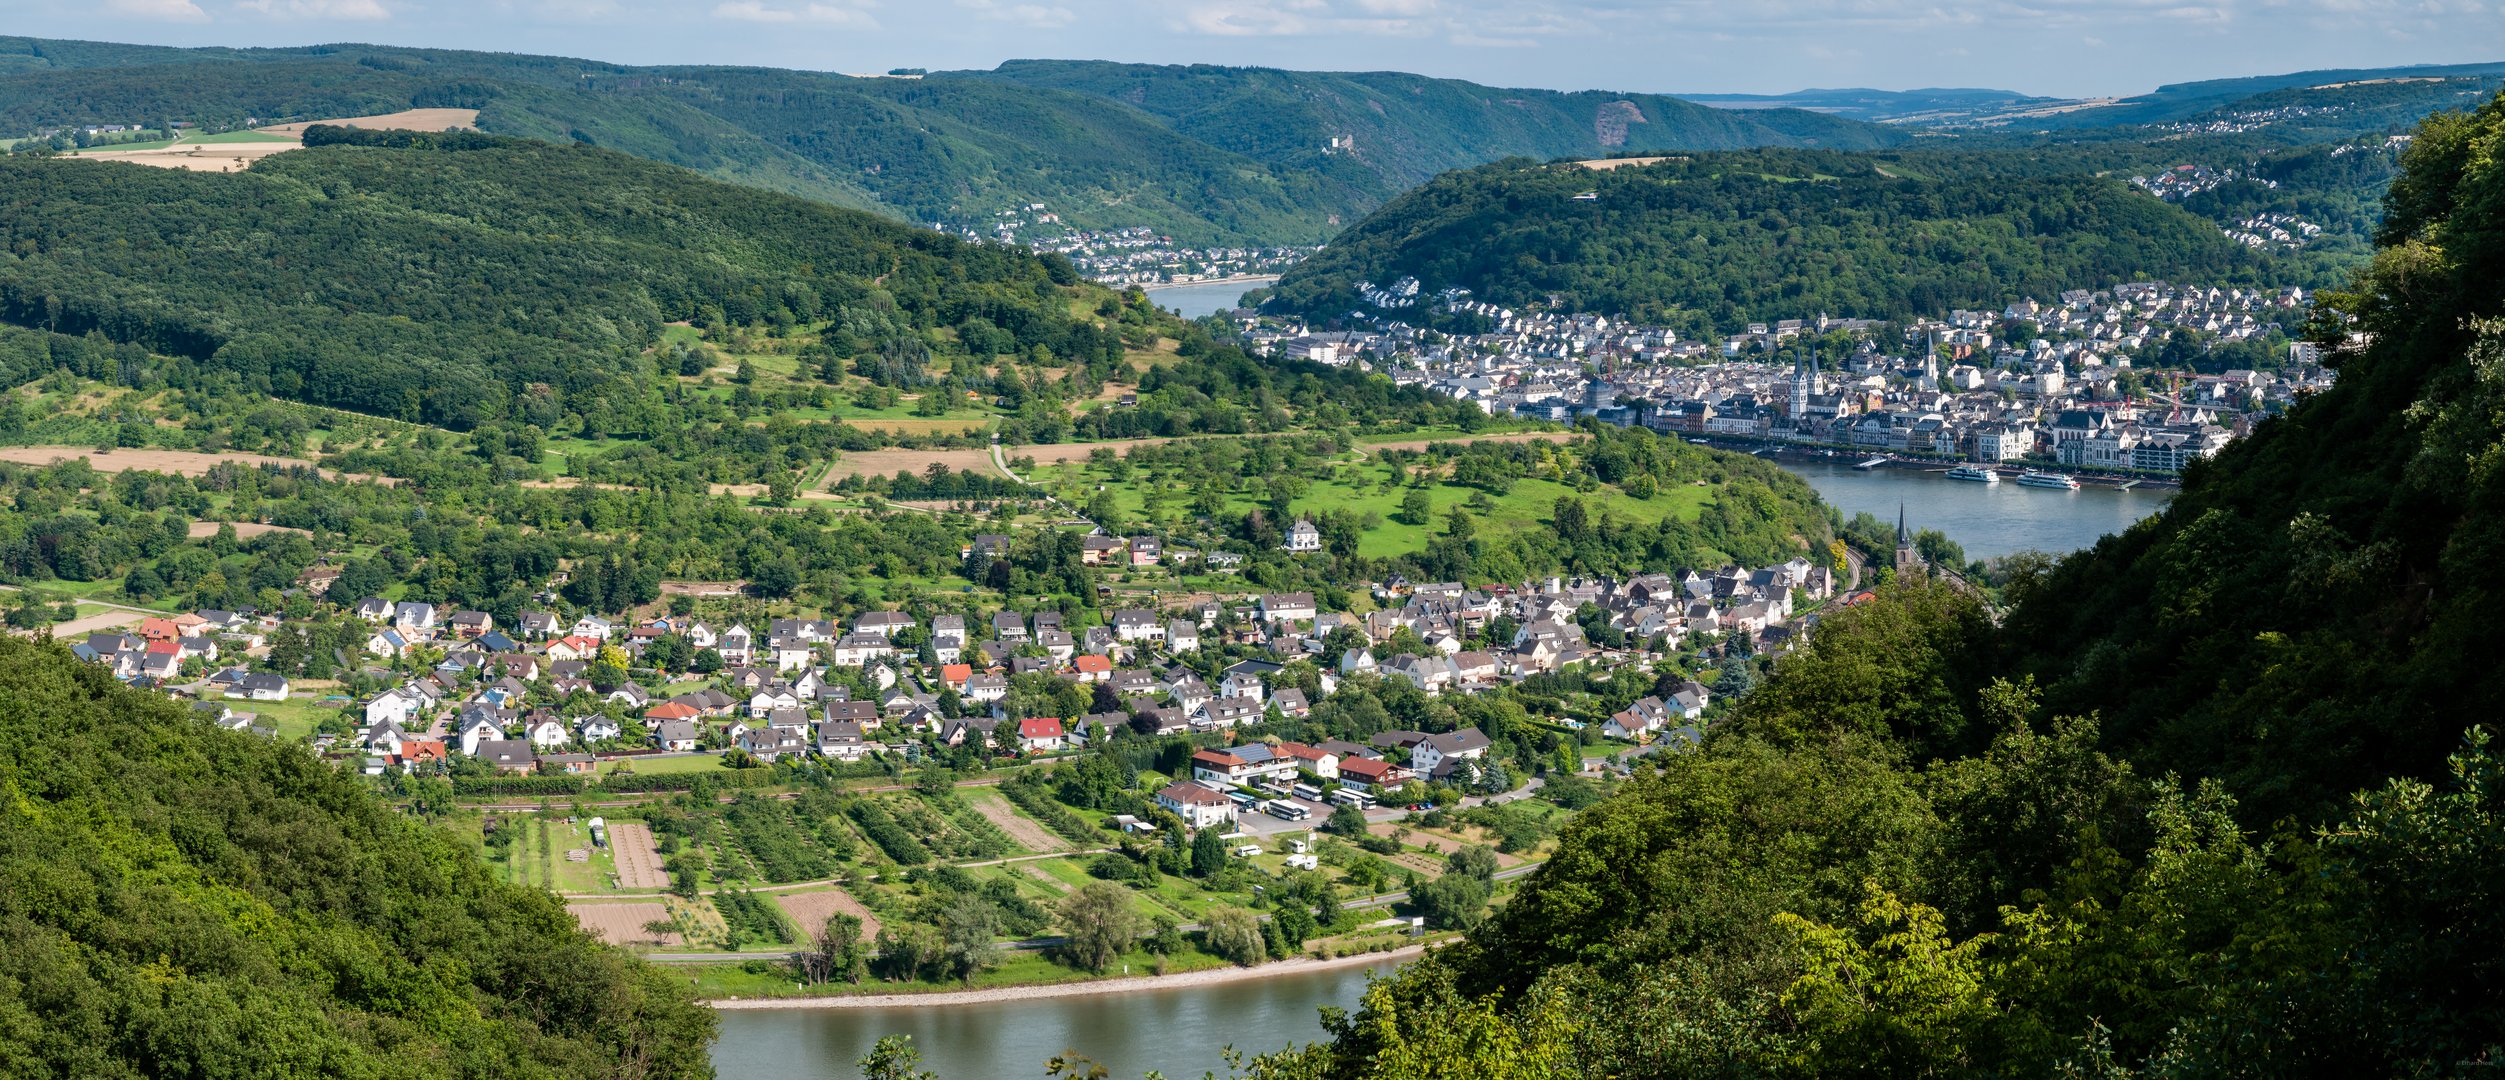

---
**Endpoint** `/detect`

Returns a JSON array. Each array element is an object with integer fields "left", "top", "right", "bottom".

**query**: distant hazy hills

[
  {"left": 0, "top": 39, "right": 1904, "bottom": 244},
  {"left": 1693, "top": 61, "right": 2505, "bottom": 132}
]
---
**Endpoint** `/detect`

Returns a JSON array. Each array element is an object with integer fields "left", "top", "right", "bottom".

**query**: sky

[{"left": 8, "top": 0, "right": 2502, "bottom": 98}]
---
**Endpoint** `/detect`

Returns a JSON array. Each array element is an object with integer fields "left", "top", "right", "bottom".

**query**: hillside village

[
  {"left": 65, "top": 547, "right": 1843, "bottom": 830},
  {"left": 1243, "top": 280, "right": 2337, "bottom": 476}
]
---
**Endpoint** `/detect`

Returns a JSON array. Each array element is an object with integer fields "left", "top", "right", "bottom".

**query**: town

[
  {"left": 1236, "top": 279, "right": 2336, "bottom": 477},
  {"left": 934, "top": 205, "right": 1314, "bottom": 286}
]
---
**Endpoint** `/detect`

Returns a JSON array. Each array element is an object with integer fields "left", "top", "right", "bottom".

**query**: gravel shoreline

[{"left": 705, "top": 945, "right": 1424, "bottom": 1010}]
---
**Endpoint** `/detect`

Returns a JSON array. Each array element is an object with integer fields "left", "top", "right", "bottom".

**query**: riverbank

[{"left": 706, "top": 944, "right": 1425, "bottom": 1010}]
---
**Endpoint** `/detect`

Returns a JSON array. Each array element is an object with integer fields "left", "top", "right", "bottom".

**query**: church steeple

[{"left": 1894, "top": 502, "right": 1926, "bottom": 578}]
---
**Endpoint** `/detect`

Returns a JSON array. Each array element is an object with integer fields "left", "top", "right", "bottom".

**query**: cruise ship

[
  {"left": 2016, "top": 470, "right": 2082, "bottom": 490},
  {"left": 1943, "top": 465, "right": 1999, "bottom": 483}
]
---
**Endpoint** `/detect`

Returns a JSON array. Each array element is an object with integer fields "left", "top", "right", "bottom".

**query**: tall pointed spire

[{"left": 1897, "top": 502, "right": 1909, "bottom": 550}]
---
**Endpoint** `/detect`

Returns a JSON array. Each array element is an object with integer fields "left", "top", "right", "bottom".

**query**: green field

[
  {"left": 192, "top": 130, "right": 296, "bottom": 144},
  {"left": 1035, "top": 448, "right": 1716, "bottom": 558},
  {"left": 600, "top": 752, "right": 737, "bottom": 777}
]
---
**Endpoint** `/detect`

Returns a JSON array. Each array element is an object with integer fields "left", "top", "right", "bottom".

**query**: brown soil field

[
  {"left": 774, "top": 888, "right": 879, "bottom": 943},
  {"left": 186, "top": 521, "right": 311, "bottom": 540},
  {"left": 64, "top": 110, "right": 479, "bottom": 173},
  {"left": 259, "top": 108, "right": 481, "bottom": 136},
  {"left": 1575, "top": 156, "right": 1678, "bottom": 170},
  {"left": 821, "top": 447, "right": 998, "bottom": 481},
  {"left": 1359, "top": 431, "right": 1581, "bottom": 455},
  {"left": 659, "top": 581, "right": 749, "bottom": 597},
  {"left": 607, "top": 821, "right": 671, "bottom": 890},
  {"left": 571, "top": 902, "right": 679, "bottom": 947},
  {"left": 43, "top": 610, "right": 146, "bottom": 638},
  {"left": 67, "top": 142, "right": 297, "bottom": 172},
  {"left": 0, "top": 446, "right": 393, "bottom": 485},
  {"left": 967, "top": 794, "right": 1066, "bottom": 853}
]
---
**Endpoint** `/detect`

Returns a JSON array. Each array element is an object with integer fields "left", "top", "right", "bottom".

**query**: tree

[
  {"left": 1408, "top": 871, "right": 1491, "bottom": 931},
  {"left": 1203, "top": 906, "right": 1267, "bottom": 967},
  {"left": 1190, "top": 827, "right": 1230, "bottom": 878},
  {"left": 1058, "top": 881, "right": 1144, "bottom": 972},
  {"left": 1400, "top": 487, "right": 1433, "bottom": 527},
  {"left": 796, "top": 914, "right": 869, "bottom": 985},
  {"left": 1324, "top": 803, "right": 1371, "bottom": 838},
  {"left": 858, "top": 1035, "right": 939, "bottom": 1080},
  {"left": 1447, "top": 844, "right": 1500, "bottom": 884},
  {"left": 935, "top": 895, "right": 1001, "bottom": 984}
]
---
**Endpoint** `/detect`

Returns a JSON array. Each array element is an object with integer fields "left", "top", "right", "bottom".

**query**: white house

[{"left": 1156, "top": 781, "right": 1237, "bottom": 829}]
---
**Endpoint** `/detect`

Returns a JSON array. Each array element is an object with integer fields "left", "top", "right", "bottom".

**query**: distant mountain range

[
  {"left": 0, "top": 38, "right": 2492, "bottom": 246},
  {"left": 0, "top": 39, "right": 1904, "bottom": 244},
  {"left": 1687, "top": 61, "right": 2505, "bottom": 130}
]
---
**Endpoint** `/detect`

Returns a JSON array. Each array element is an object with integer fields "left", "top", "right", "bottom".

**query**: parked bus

[
  {"left": 1330, "top": 789, "right": 1375, "bottom": 810},
  {"left": 1266, "top": 801, "right": 1311, "bottom": 821},
  {"left": 1291, "top": 784, "right": 1324, "bottom": 802}
]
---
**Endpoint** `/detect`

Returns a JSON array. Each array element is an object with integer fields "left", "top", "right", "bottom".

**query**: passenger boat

[
  {"left": 1943, "top": 465, "right": 2000, "bottom": 483},
  {"left": 2016, "top": 470, "right": 2082, "bottom": 490}
]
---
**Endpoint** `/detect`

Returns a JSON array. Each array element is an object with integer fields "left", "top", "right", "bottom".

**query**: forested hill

[
  {"left": 0, "top": 634, "right": 715, "bottom": 1076},
  {"left": 1264, "top": 150, "right": 2279, "bottom": 336},
  {"left": 0, "top": 38, "right": 1902, "bottom": 244},
  {"left": 967, "top": 60, "right": 1907, "bottom": 196},
  {"left": 0, "top": 127, "right": 1114, "bottom": 430},
  {"left": 1254, "top": 92, "right": 2505, "bottom": 1078}
]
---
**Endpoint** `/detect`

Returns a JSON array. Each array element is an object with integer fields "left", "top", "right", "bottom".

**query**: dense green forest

[
  {"left": 1265, "top": 150, "right": 2287, "bottom": 336},
  {"left": 0, "top": 40, "right": 1906, "bottom": 244},
  {"left": 0, "top": 634, "right": 714, "bottom": 1076},
  {"left": 968, "top": 60, "right": 1906, "bottom": 196},
  {"left": 1248, "top": 92, "right": 2505, "bottom": 1079},
  {"left": 0, "top": 129, "right": 1107, "bottom": 431}
]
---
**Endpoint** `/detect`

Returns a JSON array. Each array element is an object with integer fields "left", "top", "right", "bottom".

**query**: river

[
  {"left": 1142, "top": 278, "right": 1275, "bottom": 320},
  {"left": 709, "top": 958, "right": 1397, "bottom": 1080},
  {"left": 1778, "top": 460, "right": 2170, "bottom": 560}
]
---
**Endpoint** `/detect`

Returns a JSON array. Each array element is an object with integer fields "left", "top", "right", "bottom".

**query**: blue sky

[{"left": 11, "top": 0, "right": 2502, "bottom": 98}]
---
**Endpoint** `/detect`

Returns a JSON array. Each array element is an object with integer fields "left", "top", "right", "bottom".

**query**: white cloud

[
  {"left": 234, "top": 0, "right": 393, "bottom": 18},
  {"left": 713, "top": 0, "right": 878, "bottom": 25},
  {"left": 106, "top": 0, "right": 211, "bottom": 19},
  {"left": 958, "top": 0, "right": 1077, "bottom": 28}
]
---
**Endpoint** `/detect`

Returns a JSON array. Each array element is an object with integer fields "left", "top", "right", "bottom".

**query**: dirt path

[
  {"left": 186, "top": 521, "right": 311, "bottom": 540},
  {"left": 1356, "top": 431, "right": 1580, "bottom": 455},
  {"left": 0, "top": 446, "right": 394, "bottom": 485}
]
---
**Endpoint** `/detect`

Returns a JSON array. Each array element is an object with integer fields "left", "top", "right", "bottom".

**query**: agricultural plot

[
  {"left": 775, "top": 888, "right": 880, "bottom": 942},
  {"left": 608, "top": 821, "right": 670, "bottom": 890},
  {"left": 571, "top": 902, "right": 677, "bottom": 947},
  {"left": 965, "top": 790, "right": 1067, "bottom": 853},
  {"left": 718, "top": 797, "right": 840, "bottom": 884}
]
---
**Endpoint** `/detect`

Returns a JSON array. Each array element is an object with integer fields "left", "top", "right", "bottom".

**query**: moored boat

[
  {"left": 1944, "top": 465, "right": 1999, "bottom": 483},
  {"left": 2016, "top": 470, "right": 2081, "bottom": 490}
]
